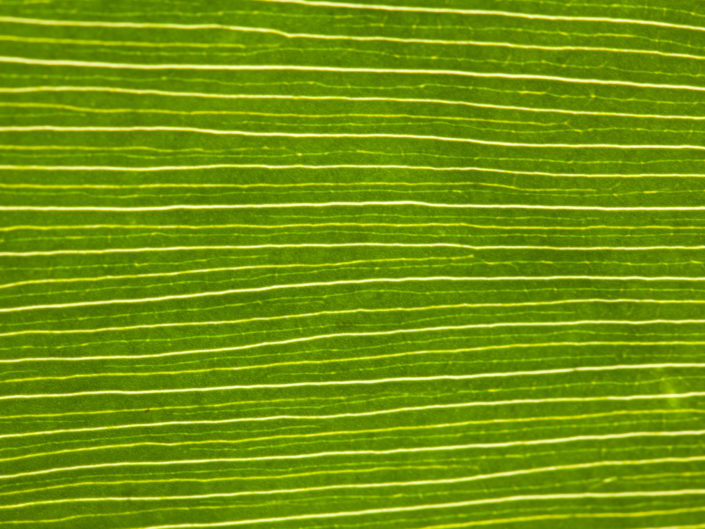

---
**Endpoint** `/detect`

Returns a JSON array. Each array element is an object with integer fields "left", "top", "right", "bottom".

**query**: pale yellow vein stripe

[
  {"left": 1, "top": 86, "right": 703, "bottom": 121},
  {"left": 0, "top": 162, "right": 702, "bottom": 178},
  {"left": 6, "top": 395, "right": 683, "bottom": 425},
  {"left": 5, "top": 201, "right": 705, "bottom": 212},
  {"left": 0, "top": 339, "right": 701, "bottom": 369},
  {"left": 2, "top": 430, "right": 705, "bottom": 482},
  {"left": 0, "top": 256, "right": 448, "bottom": 289},
  {"left": 2, "top": 358, "right": 705, "bottom": 400},
  {"left": 0, "top": 222, "right": 699, "bottom": 231},
  {"left": 1, "top": 300, "right": 701, "bottom": 337},
  {"left": 1, "top": 56, "right": 704, "bottom": 92},
  {"left": 1, "top": 390, "right": 703, "bottom": 441},
  {"left": 0, "top": 409, "right": 695, "bottom": 464},
  {"left": 129, "top": 489, "right": 705, "bottom": 528},
  {"left": 2, "top": 456, "right": 704, "bottom": 510},
  {"left": 2, "top": 126, "right": 704, "bottom": 149},
  {"left": 3, "top": 245, "right": 705, "bottom": 259},
  {"left": 256, "top": 0, "right": 705, "bottom": 35},
  {"left": 3, "top": 277, "right": 705, "bottom": 313},
  {"left": 421, "top": 508, "right": 705, "bottom": 529},
  {"left": 3, "top": 328, "right": 705, "bottom": 364},
  {"left": 639, "top": 523, "right": 705, "bottom": 529},
  {"left": 0, "top": 253, "right": 678, "bottom": 288},
  {"left": 4, "top": 362, "right": 704, "bottom": 390},
  {"left": 0, "top": 16, "right": 701, "bottom": 62}
]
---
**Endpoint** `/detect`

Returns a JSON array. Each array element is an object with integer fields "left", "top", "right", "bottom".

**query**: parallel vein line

[{"left": 2, "top": 56, "right": 704, "bottom": 92}]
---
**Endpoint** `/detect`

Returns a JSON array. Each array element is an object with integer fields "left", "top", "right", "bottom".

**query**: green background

[{"left": 1, "top": 0, "right": 705, "bottom": 527}]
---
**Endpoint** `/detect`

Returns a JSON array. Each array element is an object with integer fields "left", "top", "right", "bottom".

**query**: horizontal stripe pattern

[{"left": 1, "top": 0, "right": 705, "bottom": 528}]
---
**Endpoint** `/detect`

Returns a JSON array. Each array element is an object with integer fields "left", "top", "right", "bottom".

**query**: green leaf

[{"left": 1, "top": 0, "right": 705, "bottom": 527}]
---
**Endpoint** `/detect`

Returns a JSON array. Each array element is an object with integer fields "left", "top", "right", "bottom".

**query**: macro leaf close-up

[{"left": 1, "top": 0, "right": 705, "bottom": 527}]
